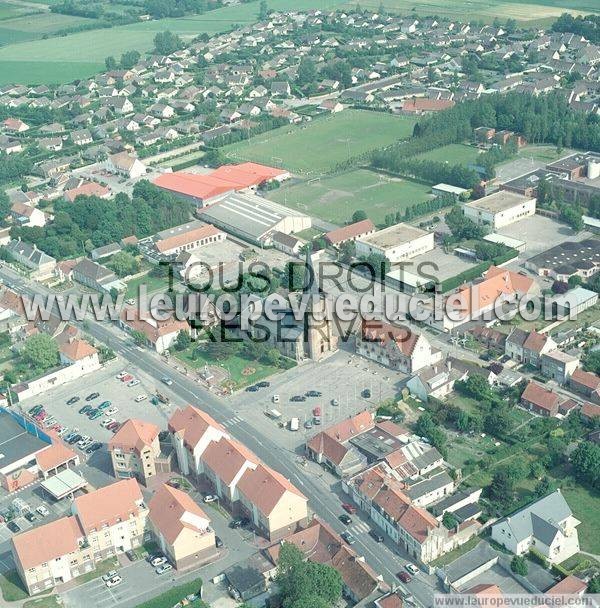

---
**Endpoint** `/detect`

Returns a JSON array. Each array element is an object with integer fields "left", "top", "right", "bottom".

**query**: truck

[
  {"left": 289, "top": 417, "right": 299, "bottom": 432},
  {"left": 265, "top": 409, "right": 282, "bottom": 420}
]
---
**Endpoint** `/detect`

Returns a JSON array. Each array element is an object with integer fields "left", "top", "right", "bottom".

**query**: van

[
  {"left": 289, "top": 417, "right": 299, "bottom": 431},
  {"left": 266, "top": 409, "right": 282, "bottom": 420}
]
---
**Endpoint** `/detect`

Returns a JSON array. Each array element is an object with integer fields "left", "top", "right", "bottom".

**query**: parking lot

[{"left": 230, "top": 348, "right": 403, "bottom": 451}]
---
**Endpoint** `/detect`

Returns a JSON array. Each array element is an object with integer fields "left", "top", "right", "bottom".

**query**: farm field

[
  {"left": 0, "top": 0, "right": 347, "bottom": 84},
  {"left": 268, "top": 168, "right": 432, "bottom": 225},
  {"left": 414, "top": 143, "right": 482, "bottom": 166},
  {"left": 0, "top": 12, "right": 95, "bottom": 46},
  {"left": 222, "top": 111, "right": 417, "bottom": 175},
  {"left": 0, "top": 1, "right": 35, "bottom": 21},
  {"left": 346, "top": 0, "right": 598, "bottom": 23}
]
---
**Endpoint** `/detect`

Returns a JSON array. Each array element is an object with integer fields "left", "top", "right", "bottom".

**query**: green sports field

[
  {"left": 268, "top": 168, "right": 432, "bottom": 225},
  {"left": 414, "top": 143, "right": 482, "bottom": 166},
  {"left": 0, "top": 0, "right": 347, "bottom": 85},
  {"left": 222, "top": 111, "right": 417, "bottom": 176}
]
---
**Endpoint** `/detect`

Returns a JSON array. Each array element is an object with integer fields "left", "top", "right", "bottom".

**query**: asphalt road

[{"left": 0, "top": 266, "right": 442, "bottom": 607}]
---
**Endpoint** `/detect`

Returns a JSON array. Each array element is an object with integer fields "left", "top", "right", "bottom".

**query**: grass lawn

[
  {"left": 431, "top": 538, "right": 483, "bottom": 567},
  {"left": 72, "top": 558, "right": 119, "bottom": 586},
  {"left": 222, "top": 111, "right": 417, "bottom": 175},
  {"left": 23, "top": 596, "right": 61, "bottom": 608},
  {"left": 268, "top": 168, "right": 431, "bottom": 226},
  {"left": 135, "top": 578, "right": 206, "bottom": 608},
  {"left": 295, "top": 227, "right": 325, "bottom": 241},
  {"left": 342, "top": 0, "right": 597, "bottom": 22},
  {"left": 561, "top": 484, "right": 600, "bottom": 554},
  {"left": 0, "top": 570, "right": 28, "bottom": 602},
  {"left": 415, "top": 144, "right": 482, "bottom": 167},
  {"left": 125, "top": 272, "right": 173, "bottom": 299},
  {"left": 176, "top": 345, "right": 292, "bottom": 389}
]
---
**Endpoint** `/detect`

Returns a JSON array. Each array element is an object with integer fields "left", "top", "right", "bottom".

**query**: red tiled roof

[
  {"left": 155, "top": 223, "right": 222, "bottom": 253},
  {"left": 64, "top": 181, "right": 110, "bottom": 202},
  {"left": 362, "top": 319, "right": 420, "bottom": 357},
  {"left": 571, "top": 368, "right": 600, "bottom": 391},
  {"left": 59, "top": 338, "right": 97, "bottom": 361},
  {"left": 325, "top": 219, "right": 375, "bottom": 245},
  {"left": 582, "top": 401, "right": 600, "bottom": 419},
  {"left": 521, "top": 381, "right": 560, "bottom": 413},
  {"left": 108, "top": 419, "right": 159, "bottom": 454},
  {"left": 402, "top": 98, "right": 455, "bottom": 112},
  {"left": 168, "top": 405, "right": 226, "bottom": 450},
  {"left": 201, "top": 437, "right": 257, "bottom": 486},
  {"left": 36, "top": 441, "right": 78, "bottom": 472},
  {"left": 546, "top": 575, "right": 587, "bottom": 595}
]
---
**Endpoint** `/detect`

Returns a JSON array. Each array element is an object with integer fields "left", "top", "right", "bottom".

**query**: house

[
  {"left": 271, "top": 81, "right": 291, "bottom": 97},
  {"left": 569, "top": 368, "right": 600, "bottom": 403},
  {"left": 108, "top": 419, "right": 164, "bottom": 485},
  {"left": 522, "top": 331, "right": 557, "bottom": 368},
  {"left": 90, "top": 243, "right": 121, "bottom": 262},
  {"left": 0, "top": 136, "right": 22, "bottom": 155},
  {"left": 4, "top": 240, "right": 56, "bottom": 279},
  {"left": 71, "top": 259, "right": 124, "bottom": 293},
  {"left": 520, "top": 381, "right": 561, "bottom": 417},
  {"left": 581, "top": 401, "right": 600, "bottom": 422},
  {"left": 546, "top": 575, "right": 587, "bottom": 596},
  {"left": 119, "top": 307, "right": 190, "bottom": 354},
  {"left": 540, "top": 350, "right": 579, "bottom": 384},
  {"left": 10, "top": 203, "right": 47, "bottom": 228},
  {"left": 324, "top": 219, "right": 376, "bottom": 248},
  {"left": 490, "top": 490, "right": 580, "bottom": 564},
  {"left": 319, "top": 99, "right": 344, "bottom": 113},
  {"left": 71, "top": 129, "right": 93, "bottom": 146},
  {"left": 271, "top": 231, "right": 303, "bottom": 256},
  {"left": 2, "top": 118, "right": 29, "bottom": 133},
  {"left": 58, "top": 338, "right": 100, "bottom": 375},
  {"left": 64, "top": 182, "right": 111, "bottom": 202},
  {"left": 356, "top": 319, "right": 442, "bottom": 374},
  {"left": 148, "top": 484, "right": 217, "bottom": 570},
  {"left": 105, "top": 152, "right": 147, "bottom": 179}
]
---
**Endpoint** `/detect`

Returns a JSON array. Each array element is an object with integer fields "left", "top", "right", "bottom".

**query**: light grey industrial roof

[
  {"left": 0, "top": 411, "right": 49, "bottom": 469},
  {"left": 198, "top": 192, "right": 308, "bottom": 242}
]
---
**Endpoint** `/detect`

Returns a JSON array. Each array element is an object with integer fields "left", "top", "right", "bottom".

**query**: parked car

[
  {"left": 304, "top": 420, "right": 313, "bottom": 429},
  {"left": 245, "top": 385, "right": 259, "bottom": 392},
  {"left": 331, "top": 399, "right": 339, "bottom": 406},
  {"left": 229, "top": 518, "right": 250, "bottom": 529},
  {"left": 305, "top": 390, "right": 322, "bottom": 397},
  {"left": 121, "top": 374, "right": 133, "bottom": 383},
  {"left": 341, "top": 531, "right": 356, "bottom": 545},
  {"left": 290, "top": 395, "right": 306, "bottom": 402},
  {"left": 97, "top": 401, "right": 111, "bottom": 410},
  {"left": 361, "top": 388, "right": 371, "bottom": 398},
  {"left": 339, "top": 514, "right": 352, "bottom": 525},
  {"left": 125, "top": 550, "right": 137, "bottom": 562},
  {"left": 150, "top": 556, "right": 167, "bottom": 567},
  {"left": 101, "top": 418, "right": 115, "bottom": 428},
  {"left": 134, "top": 395, "right": 147, "bottom": 403},
  {"left": 397, "top": 571, "right": 411, "bottom": 584},
  {"left": 68, "top": 434, "right": 82, "bottom": 445},
  {"left": 272, "top": 394, "right": 280, "bottom": 403},
  {"left": 110, "top": 423, "right": 121, "bottom": 433},
  {"left": 102, "top": 570, "right": 118, "bottom": 583},
  {"left": 156, "top": 564, "right": 172, "bottom": 575},
  {"left": 29, "top": 405, "right": 44, "bottom": 416},
  {"left": 79, "top": 405, "right": 92, "bottom": 415},
  {"left": 203, "top": 495, "right": 218, "bottom": 503},
  {"left": 105, "top": 407, "right": 118, "bottom": 416},
  {"left": 256, "top": 381, "right": 270, "bottom": 388},
  {"left": 86, "top": 392, "right": 100, "bottom": 401},
  {"left": 35, "top": 505, "right": 50, "bottom": 517},
  {"left": 127, "top": 379, "right": 140, "bottom": 387},
  {"left": 115, "top": 371, "right": 128, "bottom": 380},
  {"left": 86, "top": 442, "right": 102, "bottom": 454},
  {"left": 369, "top": 529, "right": 384, "bottom": 543},
  {"left": 7, "top": 521, "right": 21, "bottom": 533},
  {"left": 105, "top": 575, "right": 122, "bottom": 588},
  {"left": 341, "top": 503, "right": 356, "bottom": 514},
  {"left": 67, "top": 396, "right": 80, "bottom": 405},
  {"left": 89, "top": 410, "right": 103, "bottom": 420},
  {"left": 405, "top": 563, "right": 419, "bottom": 575},
  {"left": 215, "top": 536, "right": 223, "bottom": 548},
  {"left": 24, "top": 512, "right": 37, "bottom": 523}
]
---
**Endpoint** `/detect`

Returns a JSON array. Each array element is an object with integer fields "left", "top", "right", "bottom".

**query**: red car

[
  {"left": 397, "top": 572, "right": 411, "bottom": 584},
  {"left": 121, "top": 374, "right": 133, "bottom": 383},
  {"left": 342, "top": 503, "right": 356, "bottom": 514},
  {"left": 313, "top": 407, "right": 321, "bottom": 417}
]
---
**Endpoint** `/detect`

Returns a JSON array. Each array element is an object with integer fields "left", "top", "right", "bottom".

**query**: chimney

[{"left": 447, "top": 359, "right": 452, "bottom": 372}]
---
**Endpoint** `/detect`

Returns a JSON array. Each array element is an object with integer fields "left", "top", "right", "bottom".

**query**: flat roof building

[
  {"left": 197, "top": 191, "right": 311, "bottom": 246},
  {"left": 355, "top": 223, "right": 434, "bottom": 263},
  {"left": 463, "top": 191, "right": 536, "bottom": 229},
  {"left": 525, "top": 239, "right": 600, "bottom": 281}
]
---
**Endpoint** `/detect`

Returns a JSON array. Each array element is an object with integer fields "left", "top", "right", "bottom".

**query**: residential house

[
  {"left": 4, "top": 240, "right": 56, "bottom": 279},
  {"left": 119, "top": 307, "right": 190, "bottom": 354},
  {"left": 569, "top": 368, "right": 600, "bottom": 404},
  {"left": 58, "top": 338, "right": 100, "bottom": 376},
  {"left": 540, "top": 350, "right": 579, "bottom": 384},
  {"left": 490, "top": 490, "right": 580, "bottom": 564},
  {"left": 71, "top": 259, "right": 124, "bottom": 293},
  {"left": 105, "top": 152, "right": 147, "bottom": 179},
  {"left": 520, "top": 381, "right": 561, "bottom": 417},
  {"left": 10, "top": 203, "right": 47, "bottom": 228}
]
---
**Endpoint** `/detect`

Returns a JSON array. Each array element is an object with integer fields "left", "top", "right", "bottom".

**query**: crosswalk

[
  {"left": 349, "top": 521, "right": 370, "bottom": 535},
  {"left": 223, "top": 415, "right": 243, "bottom": 427}
]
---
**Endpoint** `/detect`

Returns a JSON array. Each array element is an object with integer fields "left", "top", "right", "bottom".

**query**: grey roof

[
  {"left": 73, "top": 258, "right": 116, "bottom": 284},
  {"left": 444, "top": 542, "right": 498, "bottom": 584},
  {"left": 551, "top": 287, "right": 598, "bottom": 309},
  {"left": 198, "top": 192, "right": 308, "bottom": 243},
  {"left": 5, "top": 240, "right": 55, "bottom": 268},
  {"left": 410, "top": 446, "right": 443, "bottom": 471},
  {"left": 406, "top": 470, "right": 453, "bottom": 501},
  {"left": 453, "top": 502, "right": 482, "bottom": 522},
  {"left": 493, "top": 490, "right": 573, "bottom": 545},
  {"left": 0, "top": 411, "right": 50, "bottom": 469},
  {"left": 431, "top": 488, "right": 479, "bottom": 516}
]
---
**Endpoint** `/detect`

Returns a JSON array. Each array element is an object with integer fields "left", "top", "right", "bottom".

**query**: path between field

[
  {"left": 2, "top": 0, "right": 48, "bottom": 10},
  {"left": 144, "top": 142, "right": 204, "bottom": 165}
]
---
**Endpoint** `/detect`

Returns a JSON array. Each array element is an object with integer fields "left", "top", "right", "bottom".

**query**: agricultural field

[
  {"left": 0, "top": 0, "right": 346, "bottom": 85},
  {"left": 268, "top": 168, "right": 432, "bottom": 225},
  {"left": 222, "top": 111, "right": 417, "bottom": 175},
  {"left": 0, "top": 12, "right": 95, "bottom": 47},
  {"left": 0, "top": 1, "right": 37, "bottom": 21},
  {"left": 348, "top": 0, "right": 598, "bottom": 23},
  {"left": 414, "top": 143, "right": 483, "bottom": 166}
]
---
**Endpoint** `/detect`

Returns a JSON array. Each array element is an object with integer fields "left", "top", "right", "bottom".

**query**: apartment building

[
  {"left": 168, "top": 405, "right": 308, "bottom": 540},
  {"left": 148, "top": 483, "right": 217, "bottom": 569},
  {"left": 108, "top": 419, "right": 162, "bottom": 485}
]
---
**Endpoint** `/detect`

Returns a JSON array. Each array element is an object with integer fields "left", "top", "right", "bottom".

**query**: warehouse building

[
  {"left": 151, "top": 220, "right": 226, "bottom": 258},
  {"left": 153, "top": 162, "right": 290, "bottom": 207},
  {"left": 525, "top": 239, "right": 600, "bottom": 282},
  {"left": 463, "top": 191, "right": 536, "bottom": 229},
  {"left": 197, "top": 191, "right": 311, "bottom": 246},
  {"left": 355, "top": 223, "right": 434, "bottom": 263}
]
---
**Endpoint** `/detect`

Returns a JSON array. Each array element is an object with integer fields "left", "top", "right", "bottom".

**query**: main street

[{"left": 0, "top": 264, "right": 442, "bottom": 607}]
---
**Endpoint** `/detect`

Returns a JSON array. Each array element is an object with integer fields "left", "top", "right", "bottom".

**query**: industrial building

[
  {"left": 463, "top": 191, "right": 536, "bottom": 230},
  {"left": 150, "top": 220, "right": 226, "bottom": 258},
  {"left": 197, "top": 191, "right": 311, "bottom": 246},
  {"left": 153, "top": 162, "right": 290, "bottom": 207},
  {"left": 525, "top": 239, "right": 600, "bottom": 282},
  {"left": 355, "top": 223, "right": 434, "bottom": 263}
]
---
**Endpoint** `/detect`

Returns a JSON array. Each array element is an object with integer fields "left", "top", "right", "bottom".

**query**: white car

[
  {"left": 102, "top": 570, "right": 118, "bottom": 583},
  {"left": 203, "top": 495, "right": 218, "bottom": 503},
  {"left": 405, "top": 563, "right": 419, "bottom": 575},
  {"left": 35, "top": 505, "right": 50, "bottom": 517},
  {"left": 134, "top": 395, "right": 147, "bottom": 403},
  {"left": 127, "top": 379, "right": 140, "bottom": 387},
  {"left": 105, "top": 407, "right": 118, "bottom": 416},
  {"left": 272, "top": 394, "right": 280, "bottom": 403},
  {"left": 105, "top": 575, "right": 122, "bottom": 588},
  {"left": 116, "top": 371, "right": 128, "bottom": 379},
  {"left": 156, "top": 564, "right": 172, "bottom": 575},
  {"left": 150, "top": 556, "right": 167, "bottom": 567},
  {"left": 101, "top": 418, "right": 115, "bottom": 428}
]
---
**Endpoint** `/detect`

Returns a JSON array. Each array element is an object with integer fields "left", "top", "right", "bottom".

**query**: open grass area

[
  {"left": 415, "top": 143, "right": 482, "bottom": 166},
  {"left": 222, "top": 111, "right": 417, "bottom": 175},
  {"left": 268, "top": 168, "right": 431, "bottom": 225},
  {"left": 562, "top": 484, "right": 600, "bottom": 554},
  {"left": 0, "top": 570, "right": 28, "bottom": 602},
  {"left": 345, "top": 0, "right": 597, "bottom": 23},
  {"left": 72, "top": 558, "right": 118, "bottom": 586},
  {"left": 23, "top": 596, "right": 61, "bottom": 608},
  {"left": 135, "top": 578, "right": 206, "bottom": 608},
  {"left": 0, "top": 12, "right": 96, "bottom": 47},
  {"left": 431, "top": 538, "right": 483, "bottom": 567},
  {"left": 0, "top": 0, "right": 346, "bottom": 84},
  {"left": 125, "top": 271, "right": 173, "bottom": 299}
]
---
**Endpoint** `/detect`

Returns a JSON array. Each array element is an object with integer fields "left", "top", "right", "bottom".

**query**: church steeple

[{"left": 302, "top": 246, "right": 321, "bottom": 296}]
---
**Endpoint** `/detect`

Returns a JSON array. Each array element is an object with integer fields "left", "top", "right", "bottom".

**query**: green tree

[
  {"left": 0, "top": 191, "right": 11, "bottom": 226},
  {"left": 120, "top": 50, "right": 141, "bottom": 69},
  {"left": 487, "top": 468, "right": 514, "bottom": 508},
  {"left": 105, "top": 55, "right": 117, "bottom": 70},
  {"left": 352, "top": 209, "right": 368, "bottom": 223},
  {"left": 259, "top": 0, "right": 269, "bottom": 20},
  {"left": 583, "top": 350, "right": 600, "bottom": 375},
  {"left": 571, "top": 441, "right": 600, "bottom": 489},
  {"left": 175, "top": 330, "right": 191, "bottom": 352},
  {"left": 21, "top": 334, "right": 59, "bottom": 370},
  {"left": 588, "top": 576, "right": 600, "bottom": 594},
  {"left": 109, "top": 251, "right": 140, "bottom": 278},
  {"left": 297, "top": 57, "right": 317, "bottom": 87},
  {"left": 534, "top": 477, "right": 554, "bottom": 498},
  {"left": 154, "top": 30, "right": 183, "bottom": 55},
  {"left": 131, "top": 330, "right": 147, "bottom": 346},
  {"left": 511, "top": 555, "right": 528, "bottom": 576},
  {"left": 442, "top": 511, "right": 458, "bottom": 529}
]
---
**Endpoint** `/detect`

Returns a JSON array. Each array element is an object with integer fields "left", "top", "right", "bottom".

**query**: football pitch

[
  {"left": 221, "top": 111, "right": 417, "bottom": 176},
  {"left": 268, "top": 169, "right": 433, "bottom": 226}
]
